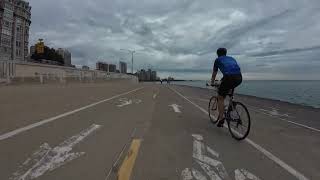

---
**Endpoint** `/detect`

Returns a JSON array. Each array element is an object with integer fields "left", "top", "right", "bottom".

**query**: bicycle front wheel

[
  {"left": 227, "top": 101, "right": 251, "bottom": 140},
  {"left": 208, "top": 96, "right": 219, "bottom": 124}
]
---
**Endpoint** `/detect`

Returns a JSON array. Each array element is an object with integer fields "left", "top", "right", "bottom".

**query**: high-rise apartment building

[
  {"left": 0, "top": 0, "right": 31, "bottom": 61},
  {"left": 96, "top": 62, "right": 108, "bottom": 71},
  {"left": 119, "top": 61, "right": 127, "bottom": 74},
  {"left": 57, "top": 48, "right": 72, "bottom": 66},
  {"left": 151, "top": 71, "right": 157, "bottom": 81},
  {"left": 108, "top": 64, "right": 116, "bottom": 72}
]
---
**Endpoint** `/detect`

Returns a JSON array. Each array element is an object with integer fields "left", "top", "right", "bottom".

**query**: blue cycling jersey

[{"left": 213, "top": 56, "right": 241, "bottom": 75}]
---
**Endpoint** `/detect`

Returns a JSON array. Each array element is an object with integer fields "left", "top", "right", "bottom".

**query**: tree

[{"left": 31, "top": 46, "right": 64, "bottom": 65}]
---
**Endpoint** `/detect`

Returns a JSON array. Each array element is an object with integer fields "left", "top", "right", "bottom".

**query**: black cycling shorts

[{"left": 218, "top": 74, "right": 242, "bottom": 97}]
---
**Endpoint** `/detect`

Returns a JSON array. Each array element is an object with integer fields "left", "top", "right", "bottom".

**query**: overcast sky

[{"left": 28, "top": 0, "right": 320, "bottom": 80}]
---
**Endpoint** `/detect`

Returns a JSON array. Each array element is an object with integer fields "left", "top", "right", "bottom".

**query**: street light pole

[{"left": 120, "top": 49, "right": 135, "bottom": 74}]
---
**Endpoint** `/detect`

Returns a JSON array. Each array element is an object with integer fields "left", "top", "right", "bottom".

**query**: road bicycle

[{"left": 207, "top": 82, "right": 251, "bottom": 140}]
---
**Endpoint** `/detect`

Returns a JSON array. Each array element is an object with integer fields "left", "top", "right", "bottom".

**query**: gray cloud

[
  {"left": 249, "top": 45, "right": 320, "bottom": 57},
  {"left": 28, "top": 0, "right": 320, "bottom": 80}
]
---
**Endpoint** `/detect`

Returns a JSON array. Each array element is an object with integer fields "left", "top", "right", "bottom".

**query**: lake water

[{"left": 172, "top": 80, "right": 320, "bottom": 108}]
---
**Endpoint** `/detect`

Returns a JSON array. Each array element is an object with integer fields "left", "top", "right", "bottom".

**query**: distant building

[
  {"left": 57, "top": 48, "right": 72, "bottom": 66},
  {"left": 119, "top": 61, "right": 127, "bottom": 74},
  {"left": 108, "top": 64, "right": 116, "bottom": 73},
  {"left": 136, "top": 69, "right": 157, "bottom": 81},
  {"left": 96, "top": 62, "right": 108, "bottom": 71},
  {"left": 138, "top": 69, "right": 146, "bottom": 81},
  {"left": 0, "top": 0, "right": 32, "bottom": 61},
  {"left": 30, "top": 45, "right": 35, "bottom": 55},
  {"left": 82, "top": 65, "right": 89, "bottom": 70},
  {"left": 151, "top": 71, "right": 157, "bottom": 81},
  {"left": 146, "top": 69, "right": 152, "bottom": 81}
]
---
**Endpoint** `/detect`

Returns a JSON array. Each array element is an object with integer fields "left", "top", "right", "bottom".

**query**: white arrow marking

[
  {"left": 196, "top": 160, "right": 222, "bottom": 180},
  {"left": 192, "top": 135, "right": 205, "bottom": 161},
  {"left": 192, "top": 134, "right": 204, "bottom": 141},
  {"left": 133, "top": 99, "right": 142, "bottom": 104},
  {"left": 169, "top": 104, "right": 182, "bottom": 113},
  {"left": 117, "top": 98, "right": 141, "bottom": 107},
  {"left": 192, "top": 168, "right": 208, "bottom": 180},
  {"left": 11, "top": 124, "right": 101, "bottom": 180},
  {"left": 207, "top": 146, "right": 219, "bottom": 158},
  {"left": 234, "top": 169, "right": 261, "bottom": 180},
  {"left": 183, "top": 134, "right": 261, "bottom": 180},
  {"left": 192, "top": 134, "right": 230, "bottom": 180},
  {"left": 181, "top": 168, "right": 193, "bottom": 180},
  {"left": 117, "top": 98, "right": 132, "bottom": 107}
]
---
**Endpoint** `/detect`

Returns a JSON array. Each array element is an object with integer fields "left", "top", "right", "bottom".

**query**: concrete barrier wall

[
  {"left": 0, "top": 61, "right": 16, "bottom": 83},
  {"left": 0, "top": 60, "right": 138, "bottom": 84}
]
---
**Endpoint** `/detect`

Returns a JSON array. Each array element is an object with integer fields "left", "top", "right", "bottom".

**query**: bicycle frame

[{"left": 208, "top": 82, "right": 251, "bottom": 140}]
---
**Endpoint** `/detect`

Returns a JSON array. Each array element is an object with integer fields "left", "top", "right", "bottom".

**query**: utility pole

[{"left": 120, "top": 49, "right": 136, "bottom": 74}]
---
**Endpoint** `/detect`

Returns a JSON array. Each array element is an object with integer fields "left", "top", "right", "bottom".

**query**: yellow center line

[{"left": 117, "top": 139, "right": 142, "bottom": 180}]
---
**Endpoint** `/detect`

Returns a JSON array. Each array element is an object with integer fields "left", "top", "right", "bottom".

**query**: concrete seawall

[{"left": 0, "top": 60, "right": 138, "bottom": 85}]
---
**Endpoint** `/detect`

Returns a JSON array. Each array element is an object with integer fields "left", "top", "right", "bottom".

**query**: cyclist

[{"left": 211, "top": 48, "right": 242, "bottom": 127}]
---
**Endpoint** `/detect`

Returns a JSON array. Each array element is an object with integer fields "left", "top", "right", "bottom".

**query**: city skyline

[{"left": 11, "top": 0, "right": 320, "bottom": 79}]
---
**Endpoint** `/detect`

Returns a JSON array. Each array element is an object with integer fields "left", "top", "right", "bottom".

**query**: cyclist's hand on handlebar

[
  {"left": 206, "top": 80, "right": 220, "bottom": 87},
  {"left": 210, "top": 79, "right": 215, "bottom": 86},
  {"left": 211, "top": 81, "right": 220, "bottom": 87}
]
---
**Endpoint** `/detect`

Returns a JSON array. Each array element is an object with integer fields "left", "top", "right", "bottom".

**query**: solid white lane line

[
  {"left": 244, "top": 138, "right": 308, "bottom": 180},
  {"left": 188, "top": 96, "right": 320, "bottom": 133},
  {"left": 247, "top": 106, "right": 320, "bottom": 133},
  {"left": 0, "top": 87, "right": 144, "bottom": 141},
  {"left": 169, "top": 87, "right": 310, "bottom": 180}
]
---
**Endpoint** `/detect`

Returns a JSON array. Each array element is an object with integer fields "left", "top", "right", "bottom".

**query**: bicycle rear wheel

[
  {"left": 208, "top": 96, "right": 219, "bottom": 124},
  {"left": 227, "top": 101, "right": 251, "bottom": 140}
]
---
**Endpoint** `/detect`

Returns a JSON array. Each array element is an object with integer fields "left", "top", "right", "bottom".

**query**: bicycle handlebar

[{"left": 206, "top": 81, "right": 220, "bottom": 87}]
